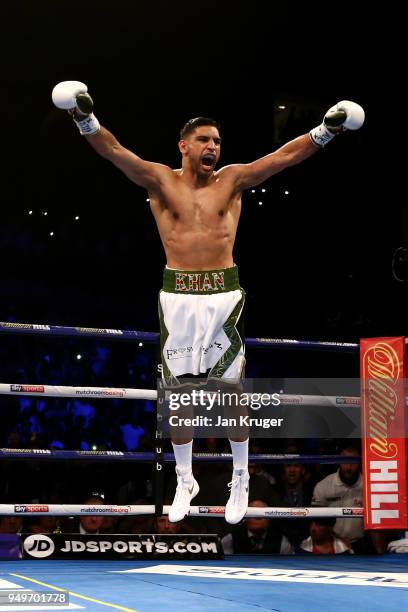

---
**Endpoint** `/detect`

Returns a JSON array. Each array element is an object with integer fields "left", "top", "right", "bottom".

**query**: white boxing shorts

[{"left": 158, "top": 265, "right": 246, "bottom": 387}]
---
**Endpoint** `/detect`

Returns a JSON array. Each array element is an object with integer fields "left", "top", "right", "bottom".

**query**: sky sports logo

[
  {"left": 15, "top": 505, "right": 49, "bottom": 513},
  {"left": 199, "top": 507, "right": 224, "bottom": 514},
  {"left": 10, "top": 385, "right": 45, "bottom": 393},
  {"left": 336, "top": 397, "right": 359, "bottom": 405}
]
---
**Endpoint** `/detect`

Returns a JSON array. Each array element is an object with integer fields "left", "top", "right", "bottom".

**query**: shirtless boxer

[{"left": 52, "top": 81, "right": 364, "bottom": 524}]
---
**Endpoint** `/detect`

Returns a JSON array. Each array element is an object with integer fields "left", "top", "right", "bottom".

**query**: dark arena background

[{"left": 1, "top": 3, "right": 407, "bottom": 612}]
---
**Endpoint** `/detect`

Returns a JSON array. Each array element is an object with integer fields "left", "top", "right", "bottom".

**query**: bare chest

[{"left": 162, "top": 181, "right": 234, "bottom": 221}]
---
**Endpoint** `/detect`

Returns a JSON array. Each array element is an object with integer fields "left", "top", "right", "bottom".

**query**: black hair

[{"left": 180, "top": 117, "right": 220, "bottom": 139}]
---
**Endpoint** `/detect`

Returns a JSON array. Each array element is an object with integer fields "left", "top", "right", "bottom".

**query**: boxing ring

[
  {"left": 0, "top": 321, "right": 407, "bottom": 611},
  {"left": 0, "top": 556, "right": 407, "bottom": 611}
]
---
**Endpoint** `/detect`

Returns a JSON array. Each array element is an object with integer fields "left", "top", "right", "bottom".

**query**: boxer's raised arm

[
  {"left": 51, "top": 81, "right": 169, "bottom": 191},
  {"left": 226, "top": 100, "right": 365, "bottom": 191}
]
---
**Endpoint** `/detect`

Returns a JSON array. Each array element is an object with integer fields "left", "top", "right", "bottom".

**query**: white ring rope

[
  {"left": 0, "top": 504, "right": 363, "bottom": 518},
  {"left": 0, "top": 383, "right": 361, "bottom": 407},
  {"left": 0, "top": 383, "right": 157, "bottom": 400}
]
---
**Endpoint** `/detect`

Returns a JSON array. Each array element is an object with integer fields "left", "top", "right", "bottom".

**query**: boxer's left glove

[
  {"left": 51, "top": 81, "right": 100, "bottom": 136},
  {"left": 309, "top": 100, "right": 365, "bottom": 147}
]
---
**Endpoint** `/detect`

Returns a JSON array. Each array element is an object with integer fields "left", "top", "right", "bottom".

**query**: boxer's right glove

[{"left": 52, "top": 81, "right": 100, "bottom": 136}]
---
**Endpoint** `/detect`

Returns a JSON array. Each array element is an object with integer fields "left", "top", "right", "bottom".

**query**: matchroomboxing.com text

[{"left": 167, "top": 390, "right": 281, "bottom": 411}]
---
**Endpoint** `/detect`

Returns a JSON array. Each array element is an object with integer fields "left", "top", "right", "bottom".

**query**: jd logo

[{"left": 24, "top": 534, "right": 55, "bottom": 558}]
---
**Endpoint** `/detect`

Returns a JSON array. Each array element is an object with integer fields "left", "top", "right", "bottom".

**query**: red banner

[{"left": 360, "top": 337, "right": 408, "bottom": 529}]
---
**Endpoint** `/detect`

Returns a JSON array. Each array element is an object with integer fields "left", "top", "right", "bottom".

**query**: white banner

[{"left": 119, "top": 564, "right": 408, "bottom": 589}]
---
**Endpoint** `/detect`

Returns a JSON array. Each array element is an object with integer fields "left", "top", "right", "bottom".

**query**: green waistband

[{"left": 163, "top": 265, "right": 240, "bottom": 294}]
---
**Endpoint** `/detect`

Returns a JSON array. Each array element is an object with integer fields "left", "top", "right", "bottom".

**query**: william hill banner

[{"left": 360, "top": 337, "right": 408, "bottom": 529}]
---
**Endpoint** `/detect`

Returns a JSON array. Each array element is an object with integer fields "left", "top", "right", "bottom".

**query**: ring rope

[
  {"left": 0, "top": 320, "right": 359, "bottom": 352},
  {"left": 0, "top": 504, "right": 363, "bottom": 518},
  {"left": 0, "top": 383, "right": 361, "bottom": 406},
  {"left": 0, "top": 383, "right": 156, "bottom": 400},
  {"left": 0, "top": 449, "right": 361, "bottom": 464}
]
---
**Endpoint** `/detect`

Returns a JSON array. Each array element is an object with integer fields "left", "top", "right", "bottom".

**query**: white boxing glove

[
  {"left": 51, "top": 80, "right": 100, "bottom": 136},
  {"left": 310, "top": 100, "right": 365, "bottom": 147}
]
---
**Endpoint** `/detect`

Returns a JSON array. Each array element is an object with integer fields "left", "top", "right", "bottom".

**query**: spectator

[
  {"left": 279, "top": 462, "right": 313, "bottom": 506},
  {"left": 297, "top": 517, "right": 353, "bottom": 555},
  {"left": 222, "top": 500, "right": 293, "bottom": 554},
  {"left": 79, "top": 495, "right": 107, "bottom": 534},
  {"left": 312, "top": 447, "right": 364, "bottom": 545},
  {"left": 277, "top": 461, "right": 313, "bottom": 546},
  {"left": 61, "top": 495, "right": 106, "bottom": 535},
  {"left": 154, "top": 515, "right": 181, "bottom": 535}
]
